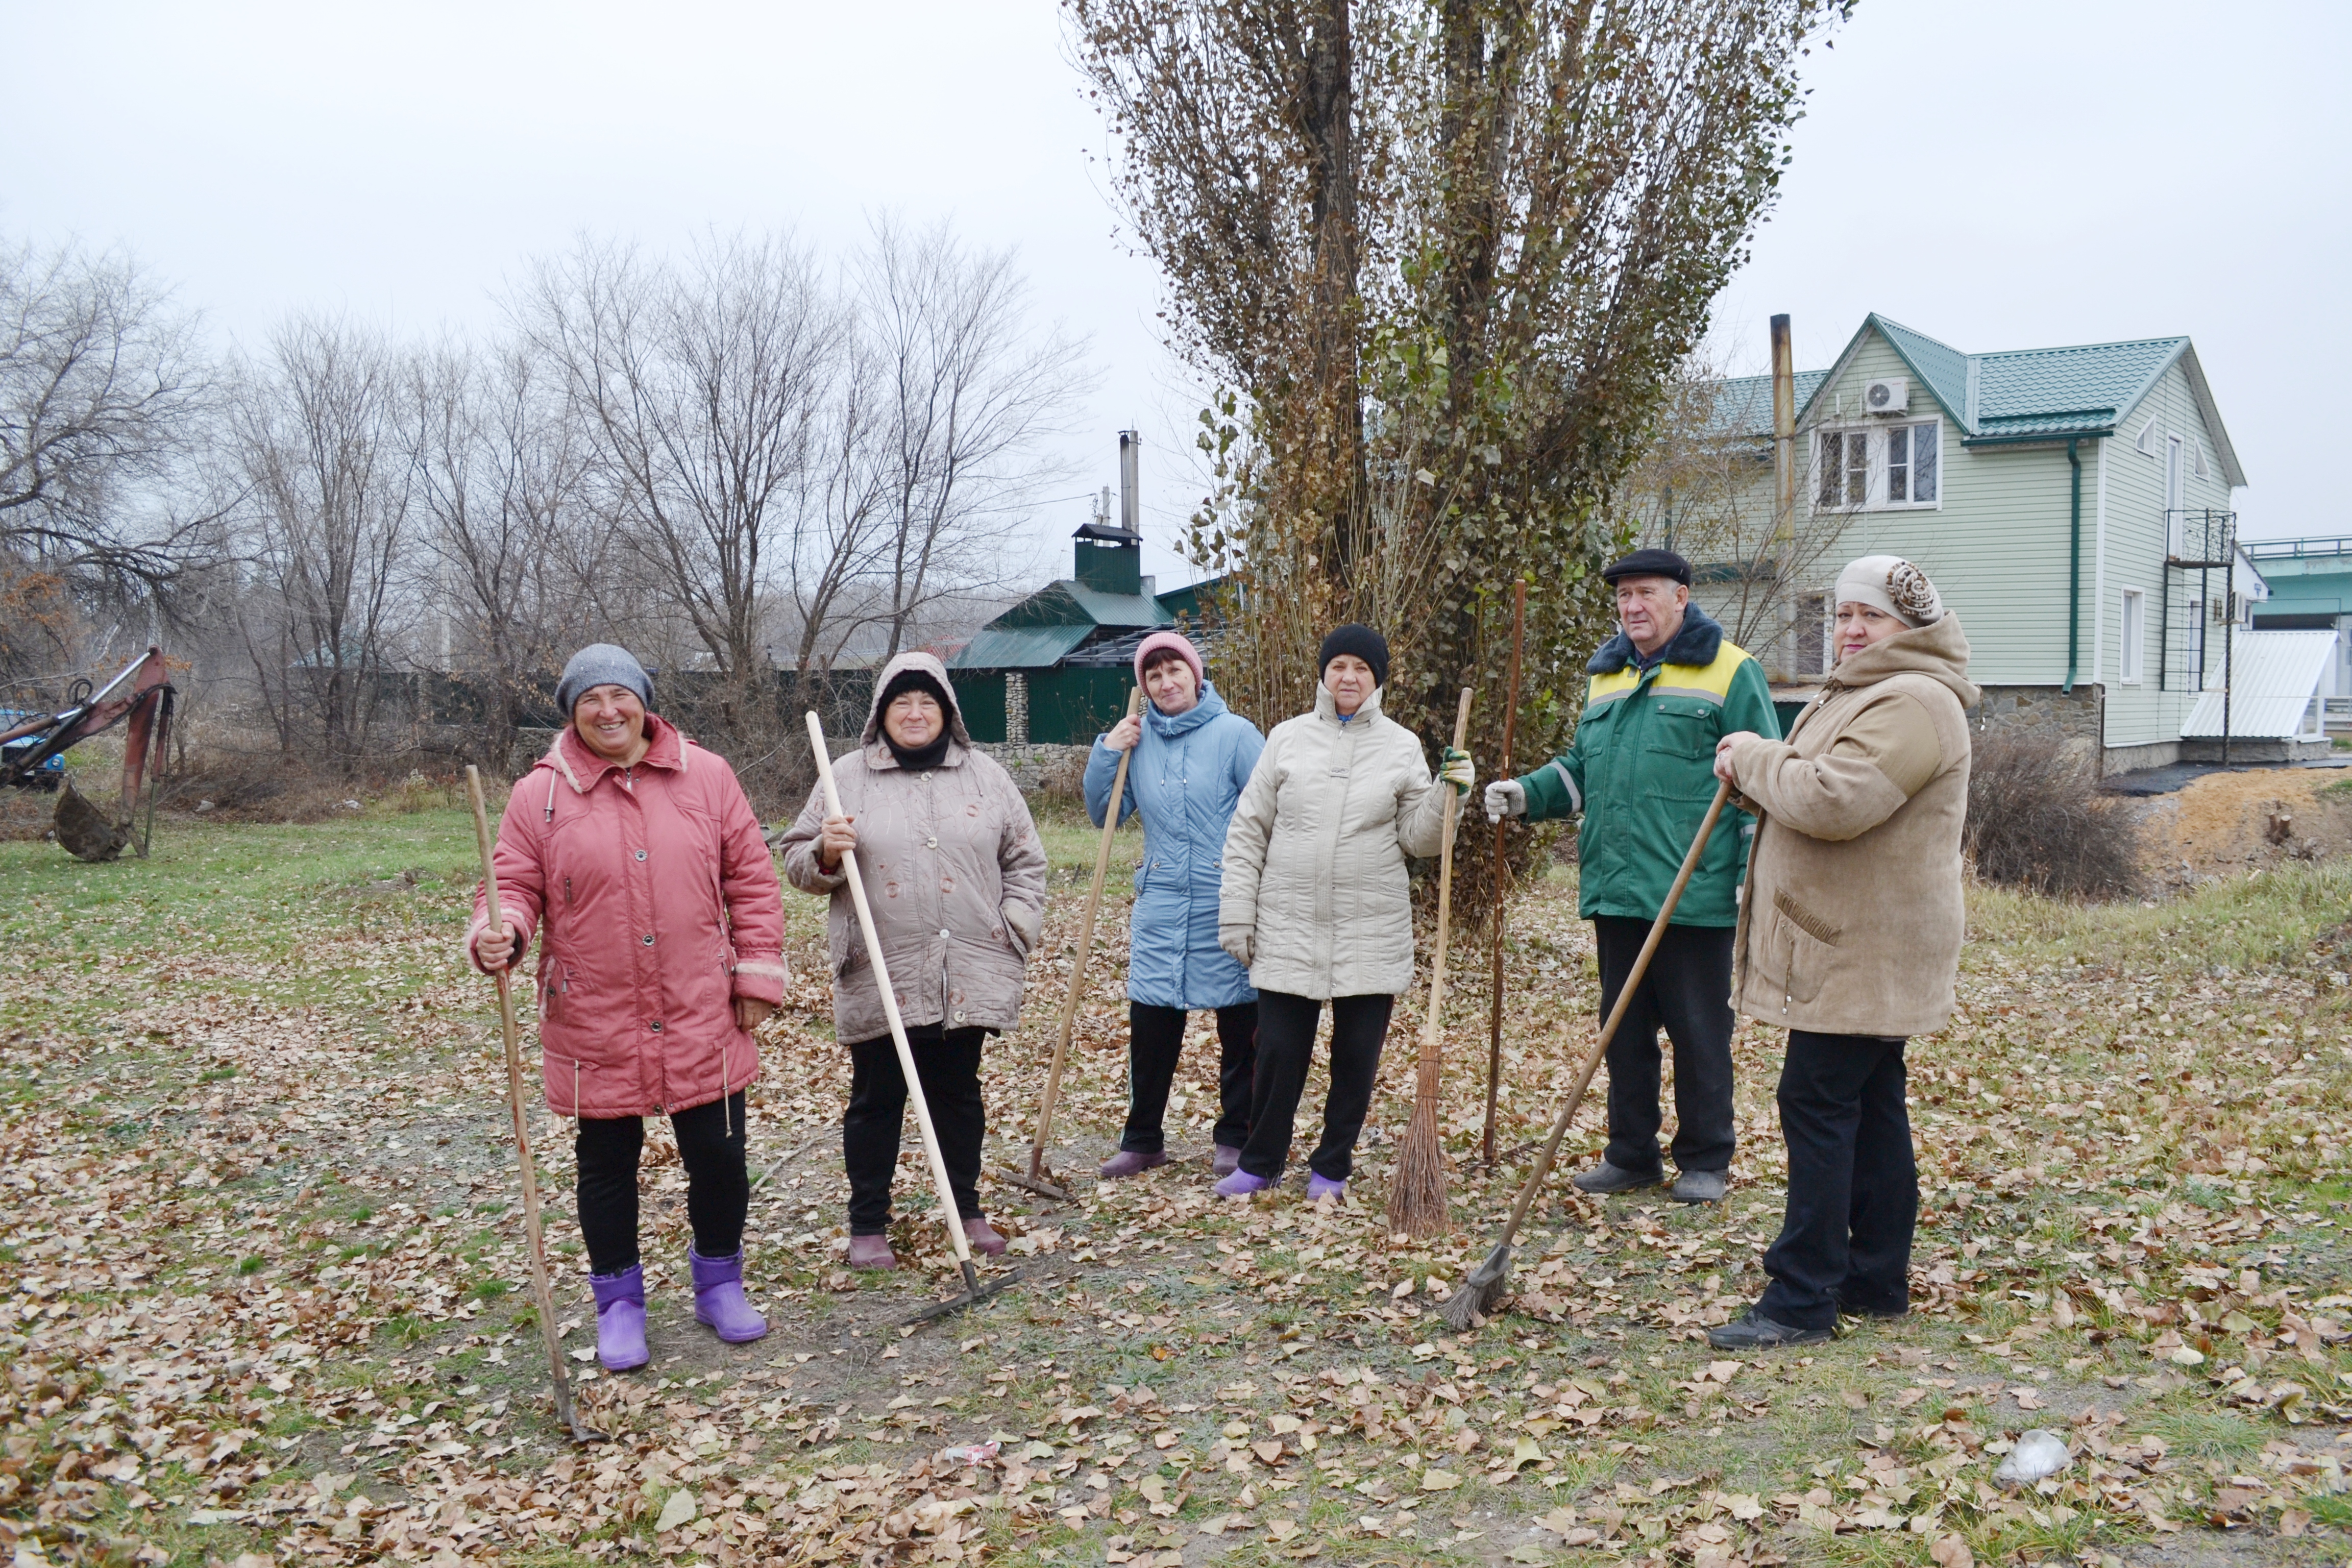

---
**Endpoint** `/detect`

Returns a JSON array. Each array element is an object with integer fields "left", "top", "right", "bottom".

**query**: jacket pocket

[
  {"left": 1645, "top": 697, "right": 1717, "bottom": 760},
  {"left": 1769, "top": 889, "right": 1841, "bottom": 1004}
]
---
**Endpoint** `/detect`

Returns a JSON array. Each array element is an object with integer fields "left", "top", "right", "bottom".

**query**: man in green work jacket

[{"left": 1484, "top": 549, "right": 1779, "bottom": 1205}]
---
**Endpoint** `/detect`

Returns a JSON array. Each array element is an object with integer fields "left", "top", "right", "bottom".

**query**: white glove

[
  {"left": 1484, "top": 779, "right": 1526, "bottom": 823},
  {"left": 1220, "top": 926, "right": 1255, "bottom": 969}
]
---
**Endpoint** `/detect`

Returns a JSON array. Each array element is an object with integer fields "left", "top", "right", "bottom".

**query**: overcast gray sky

[{"left": 4, "top": 0, "right": 2341, "bottom": 596}]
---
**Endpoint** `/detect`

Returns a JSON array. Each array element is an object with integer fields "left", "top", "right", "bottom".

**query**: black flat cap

[{"left": 1601, "top": 548, "right": 1692, "bottom": 586}]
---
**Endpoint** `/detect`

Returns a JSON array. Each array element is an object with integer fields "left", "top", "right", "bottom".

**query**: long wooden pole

[
  {"left": 803, "top": 713, "right": 979, "bottom": 1294},
  {"left": 1483, "top": 580, "right": 1527, "bottom": 1166},
  {"left": 1386, "top": 687, "right": 1475, "bottom": 1238},
  {"left": 1029, "top": 686, "right": 1144, "bottom": 1182},
  {"left": 464, "top": 767, "right": 591, "bottom": 1441}
]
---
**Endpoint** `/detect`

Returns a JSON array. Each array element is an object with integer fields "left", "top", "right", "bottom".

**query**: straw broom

[{"left": 1387, "top": 687, "right": 1474, "bottom": 1240}]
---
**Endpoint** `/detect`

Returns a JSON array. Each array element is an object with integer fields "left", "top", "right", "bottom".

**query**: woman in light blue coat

[{"left": 1084, "top": 632, "right": 1265, "bottom": 1180}]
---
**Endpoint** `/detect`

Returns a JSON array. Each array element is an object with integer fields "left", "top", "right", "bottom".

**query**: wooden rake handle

[
  {"left": 1419, "top": 687, "right": 1477, "bottom": 1056},
  {"left": 1031, "top": 687, "right": 1143, "bottom": 1178},
  {"left": 805, "top": 713, "right": 973, "bottom": 1271},
  {"left": 465, "top": 766, "right": 583, "bottom": 1438}
]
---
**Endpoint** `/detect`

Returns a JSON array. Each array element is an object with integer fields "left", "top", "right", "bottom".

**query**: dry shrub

[{"left": 1965, "top": 732, "right": 2140, "bottom": 898}]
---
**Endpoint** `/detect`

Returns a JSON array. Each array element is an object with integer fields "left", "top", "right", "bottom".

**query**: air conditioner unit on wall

[{"left": 1863, "top": 377, "right": 1908, "bottom": 415}]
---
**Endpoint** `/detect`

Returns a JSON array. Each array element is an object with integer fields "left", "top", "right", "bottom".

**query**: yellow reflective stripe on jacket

[{"left": 1586, "top": 644, "right": 1756, "bottom": 708}]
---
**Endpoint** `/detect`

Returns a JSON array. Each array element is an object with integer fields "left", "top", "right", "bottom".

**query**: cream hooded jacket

[
  {"left": 1722, "top": 614, "right": 1979, "bottom": 1038},
  {"left": 1217, "top": 683, "right": 1451, "bottom": 999},
  {"left": 778, "top": 652, "right": 1048, "bottom": 1045}
]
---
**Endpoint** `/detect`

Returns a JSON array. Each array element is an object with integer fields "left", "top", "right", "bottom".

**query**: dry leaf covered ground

[{"left": 1, "top": 796, "right": 2347, "bottom": 1568}]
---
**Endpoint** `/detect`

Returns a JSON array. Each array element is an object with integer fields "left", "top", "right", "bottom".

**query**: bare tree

[
  {"left": 0, "top": 238, "right": 215, "bottom": 682},
  {"left": 1612, "top": 362, "right": 1860, "bottom": 678},
  {"left": 227, "top": 317, "right": 415, "bottom": 764},
  {"left": 854, "top": 216, "right": 1089, "bottom": 660},
  {"left": 520, "top": 234, "right": 838, "bottom": 691},
  {"left": 407, "top": 338, "right": 602, "bottom": 762}
]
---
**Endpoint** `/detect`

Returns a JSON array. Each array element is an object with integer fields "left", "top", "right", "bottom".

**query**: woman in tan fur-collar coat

[{"left": 1702, "top": 557, "right": 1977, "bottom": 1351}]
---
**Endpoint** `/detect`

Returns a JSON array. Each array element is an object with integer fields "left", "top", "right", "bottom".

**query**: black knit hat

[
  {"left": 878, "top": 665, "right": 952, "bottom": 713},
  {"left": 1318, "top": 624, "right": 1389, "bottom": 688},
  {"left": 1601, "top": 548, "right": 1693, "bottom": 586}
]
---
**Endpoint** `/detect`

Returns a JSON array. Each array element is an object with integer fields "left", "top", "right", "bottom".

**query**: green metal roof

[
  {"left": 947, "top": 623, "right": 1094, "bottom": 671},
  {"left": 1871, "top": 316, "right": 1971, "bottom": 426},
  {"left": 1700, "top": 370, "right": 1830, "bottom": 439},
  {"left": 1971, "top": 334, "right": 2186, "bottom": 439},
  {"left": 986, "top": 580, "right": 1170, "bottom": 633}
]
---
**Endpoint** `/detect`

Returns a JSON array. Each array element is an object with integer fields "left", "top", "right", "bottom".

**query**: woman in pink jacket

[{"left": 470, "top": 645, "right": 787, "bottom": 1373}]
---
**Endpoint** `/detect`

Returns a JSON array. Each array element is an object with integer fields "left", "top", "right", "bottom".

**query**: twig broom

[
  {"left": 1387, "top": 687, "right": 1475, "bottom": 1240},
  {"left": 1441, "top": 778, "right": 1732, "bottom": 1330}
]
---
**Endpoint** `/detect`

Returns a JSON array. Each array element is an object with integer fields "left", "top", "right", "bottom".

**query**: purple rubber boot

[
  {"left": 1212, "top": 1145, "right": 1243, "bottom": 1177},
  {"left": 1098, "top": 1149, "right": 1169, "bottom": 1180},
  {"left": 1306, "top": 1172, "right": 1347, "bottom": 1204},
  {"left": 590, "top": 1264, "right": 648, "bottom": 1372},
  {"left": 689, "top": 1247, "right": 769, "bottom": 1344},
  {"left": 964, "top": 1217, "right": 1009, "bottom": 1257},
  {"left": 847, "top": 1234, "right": 898, "bottom": 1271},
  {"left": 1214, "top": 1168, "right": 1274, "bottom": 1198}
]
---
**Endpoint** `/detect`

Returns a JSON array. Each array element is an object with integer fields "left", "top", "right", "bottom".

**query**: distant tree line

[{"left": 0, "top": 220, "right": 1091, "bottom": 787}]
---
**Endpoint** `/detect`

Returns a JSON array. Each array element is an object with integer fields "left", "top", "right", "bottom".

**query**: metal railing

[{"left": 2244, "top": 535, "right": 2352, "bottom": 561}]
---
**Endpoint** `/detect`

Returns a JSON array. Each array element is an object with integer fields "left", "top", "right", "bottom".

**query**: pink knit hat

[{"left": 1132, "top": 630, "right": 1205, "bottom": 692}]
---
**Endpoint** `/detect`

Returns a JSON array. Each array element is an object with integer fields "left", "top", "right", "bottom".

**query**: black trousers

[
  {"left": 1120, "top": 1001, "right": 1258, "bottom": 1154},
  {"left": 575, "top": 1092, "right": 749, "bottom": 1276},
  {"left": 1592, "top": 915, "right": 1736, "bottom": 1179},
  {"left": 844, "top": 1026, "right": 988, "bottom": 1236},
  {"left": 1238, "top": 990, "right": 1392, "bottom": 1183},
  {"left": 1757, "top": 1030, "right": 1917, "bottom": 1331}
]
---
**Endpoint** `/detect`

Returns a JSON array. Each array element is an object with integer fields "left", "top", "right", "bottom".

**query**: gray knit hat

[
  {"left": 554, "top": 644, "right": 654, "bottom": 717},
  {"left": 1834, "top": 556, "right": 1944, "bottom": 628}
]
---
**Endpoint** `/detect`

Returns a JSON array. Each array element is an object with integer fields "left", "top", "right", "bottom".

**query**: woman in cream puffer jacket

[{"left": 1214, "top": 625, "right": 1472, "bottom": 1199}]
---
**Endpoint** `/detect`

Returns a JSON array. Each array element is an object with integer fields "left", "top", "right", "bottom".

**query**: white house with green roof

[{"left": 1698, "top": 313, "right": 2256, "bottom": 772}]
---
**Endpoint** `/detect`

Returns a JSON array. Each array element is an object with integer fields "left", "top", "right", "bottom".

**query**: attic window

[
  {"left": 2134, "top": 419, "right": 2159, "bottom": 457},
  {"left": 2191, "top": 441, "right": 2210, "bottom": 480}
]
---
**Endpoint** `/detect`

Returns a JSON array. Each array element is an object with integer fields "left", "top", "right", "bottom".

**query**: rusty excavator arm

[{"left": 0, "top": 647, "right": 176, "bottom": 861}]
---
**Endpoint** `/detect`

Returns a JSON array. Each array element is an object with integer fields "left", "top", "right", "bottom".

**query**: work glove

[
  {"left": 1438, "top": 746, "right": 1476, "bottom": 798},
  {"left": 1484, "top": 779, "right": 1526, "bottom": 823},
  {"left": 1219, "top": 926, "right": 1256, "bottom": 969}
]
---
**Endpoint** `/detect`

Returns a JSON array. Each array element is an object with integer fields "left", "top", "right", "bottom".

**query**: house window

[
  {"left": 1886, "top": 423, "right": 1939, "bottom": 503},
  {"left": 2135, "top": 418, "right": 2159, "bottom": 456},
  {"left": 2119, "top": 589, "right": 2144, "bottom": 683},
  {"left": 1812, "top": 421, "right": 1940, "bottom": 510},
  {"left": 1792, "top": 591, "right": 1829, "bottom": 677},
  {"left": 2165, "top": 435, "right": 2186, "bottom": 556}
]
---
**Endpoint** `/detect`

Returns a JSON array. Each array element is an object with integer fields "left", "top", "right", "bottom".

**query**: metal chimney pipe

[
  {"left": 1770, "top": 315, "right": 1795, "bottom": 545},
  {"left": 1119, "top": 430, "right": 1141, "bottom": 534}
]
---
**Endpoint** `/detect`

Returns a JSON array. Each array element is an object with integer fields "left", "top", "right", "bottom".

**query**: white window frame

[
  {"left": 2134, "top": 418, "right": 2159, "bottom": 457},
  {"left": 1808, "top": 418, "right": 1945, "bottom": 513},
  {"left": 2118, "top": 587, "right": 2144, "bottom": 684},
  {"left": 2164, "top": 434, "right": 2186, "bottom": 557}
]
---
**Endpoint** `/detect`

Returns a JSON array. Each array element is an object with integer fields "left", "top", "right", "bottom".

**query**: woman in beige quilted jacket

[
  {"left": 1215, "top": 625, "right": 1475, "bottom": 1201},
  {"left": 1703, "top": 557, "right": 1978, "bottom": 1351},
  {"left": 778, "top": 652, "right": 1047, "bottom": 1270}
]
